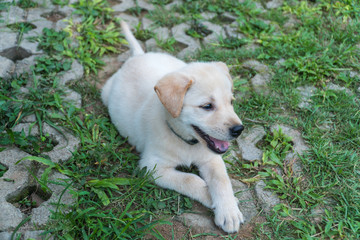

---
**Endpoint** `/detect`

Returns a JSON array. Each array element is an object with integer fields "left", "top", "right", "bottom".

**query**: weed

[
  {"left": 7, "top": 22, "right": 36, "bottom": 44},
  {"left": 150, "top": 0, "right": 173, "bottom": 5},
  {"left": 155, "top": 37, "right": 177, "bottom": 53},
  {"left": 17, "top": 0, "right": 37, "bottom": 9},
  {"left": 63, "top": 18, "right": 126, "bottom": 74},
  {"left": 185, "top": 20, "right": 212, "bottom": 39},
  {"left": 35, "top": 28, "right": 71, "bottom": 55},
  {"left": 218, "top": 36, "right": 249, "bottom": 49},
  {"left": 72, "top": 0, "right": 113, "bottom": 23},
  {"left": 133, "top": 22, "right": 154, "bottom": 41},
  {"left": 7, "top": 22, "right": 35, "bottom": 34},
  {"left": 0, "top": 163, "right": 7, "bottom": 177},
  {"left": 51, "top": 0, "right": 69, "bottom": 7},
  {"left": 128, "top": 6, "right": 146, "bottom": 17},
  {"left": 147, "top": 7, "right": 183, "bottom": 28}
]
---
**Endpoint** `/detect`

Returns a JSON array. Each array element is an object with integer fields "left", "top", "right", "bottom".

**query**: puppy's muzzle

[{"left": 229, "top": 125, "right": 244, "bottom": 138}]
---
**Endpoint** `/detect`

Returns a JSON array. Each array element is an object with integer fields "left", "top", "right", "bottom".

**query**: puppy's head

[{"left": 154, "top": 62, "right": 243, "bottom": 154}]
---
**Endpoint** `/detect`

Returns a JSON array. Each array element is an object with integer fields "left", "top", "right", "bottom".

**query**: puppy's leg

[
  {"left": 199, "top": 157, "right": 244, "bottom": 233},
  {"left": 141, "top": 160, "right": 212, "bottom": 208}
]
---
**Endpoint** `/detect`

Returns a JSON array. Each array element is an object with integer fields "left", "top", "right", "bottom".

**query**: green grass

[{"left": 1, "top": 0, "right": 360, "bottom": 239}]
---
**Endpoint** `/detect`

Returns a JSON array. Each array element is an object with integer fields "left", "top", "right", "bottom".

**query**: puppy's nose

[{"left": 229, "top": 125, "right": 244, "bottom": 138}]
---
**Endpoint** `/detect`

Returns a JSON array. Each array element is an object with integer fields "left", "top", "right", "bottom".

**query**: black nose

[{"left": 229, "top": 125, "right": 244, "bottom": 138}]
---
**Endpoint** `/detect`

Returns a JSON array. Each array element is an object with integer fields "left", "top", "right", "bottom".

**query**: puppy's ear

[
  {"left": 154, "top": 73, "right": 193, "bottom": 118},
  {"left": 214, "top": 62, "right": 233, "bottom": 89}
]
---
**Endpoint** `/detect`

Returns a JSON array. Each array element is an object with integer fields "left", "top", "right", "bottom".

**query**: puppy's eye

[{"left": 200, "top": 103, "right": 214, "bottom": 110}]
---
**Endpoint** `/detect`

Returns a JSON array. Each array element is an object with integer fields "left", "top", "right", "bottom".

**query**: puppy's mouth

[{"left": 192, "top": 125, "right": 229, "bottom": 154}]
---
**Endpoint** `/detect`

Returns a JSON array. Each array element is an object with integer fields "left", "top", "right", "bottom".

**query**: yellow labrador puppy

[{"left": 102, "top": 21, "right": 245, "bottom": 233}]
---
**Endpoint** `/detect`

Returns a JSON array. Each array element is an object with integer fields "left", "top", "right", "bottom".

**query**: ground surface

[{"left": 0, "top": 0, "right": 359, "bottom": 239}]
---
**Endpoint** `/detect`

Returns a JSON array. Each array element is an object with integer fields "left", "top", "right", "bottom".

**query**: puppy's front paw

[{"left": 214, "top": 202, "right": 244, "bottom": 233}]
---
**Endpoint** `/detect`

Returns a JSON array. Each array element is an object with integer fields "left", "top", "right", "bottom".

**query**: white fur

[{"left": 101, "top": 21, "right": 244, "bottom": 233}]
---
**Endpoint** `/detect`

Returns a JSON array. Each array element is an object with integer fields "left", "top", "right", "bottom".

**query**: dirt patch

[
  {"left": 41, "top": 11, "right": 66, "bottom": 22},
  {"left": 151, "top": 220, "right": 192, "bottom": 239},
  {"left": 96, "top": 55, "right": 124, "bottom": 89}
]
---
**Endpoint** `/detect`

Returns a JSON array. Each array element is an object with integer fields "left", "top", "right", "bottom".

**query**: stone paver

[
  {"left": 296, "top": 85, "right": 317, "bottom": 109},
  {"left": 271, "top": 125, "right": 309, "bottom": 175},
  {"left": 178, "top": 213, "right": 220, "bottom": 234},
  {"left": 236, "top": 125, "right": 266, "bottom": 162},
  {"left": 0, "top": 148, "right": 32, "bottom": 231},
  {"left": 0, "top": 30, "right": 18, "bottom": 54},
  {"left": 58, "top": 59, "right": 84, "bottom": 85},
  {"left": 172, "top": 23, "right": 201, "bottom": 58},
  {"left": 14, "top": 55, "right": 39, "bottom": 75},
  {"left": 113, "top": 0, "right": 136, "bottom": 12},
  {"left": 0, "top": 56, "right": 15, "bottom": 79},
  {"left": 266, "top": 0, "right": 284, "bottom": 9},
  {"left": 0, "top": 6, "right": 26, "bottom": 24},
  {"left": 23, "top": 230, "right": 52, "bottom": 240},
  {"left": 255, "top": 180, "right": 280, "bottom": 213},
  {"left": 243, "top": 60, "right": 273, "bottom": 94},
  {"left": 232, "top": 179, "right": 259, "bottom": 222}
]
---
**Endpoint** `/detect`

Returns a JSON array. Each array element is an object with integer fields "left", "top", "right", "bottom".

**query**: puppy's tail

[{"left": 121, "top": 20, "right": 144, "bottom": 56}]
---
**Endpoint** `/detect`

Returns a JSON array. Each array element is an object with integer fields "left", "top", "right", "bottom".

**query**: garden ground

[{"left": 0, "top": 0, "right": 359, "bottom": 239}]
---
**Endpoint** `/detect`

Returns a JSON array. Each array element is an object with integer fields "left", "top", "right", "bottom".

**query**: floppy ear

[
  {"left": 214, "top": 62, "right": 233, "bottom": 89},
  {"left": 154, "top": 73, "right": 193, "bottom": 118}
]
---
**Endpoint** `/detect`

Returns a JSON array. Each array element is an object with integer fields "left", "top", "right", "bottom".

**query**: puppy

[{"left": 101, "top": 21, "right": 245, "bottom": 233}]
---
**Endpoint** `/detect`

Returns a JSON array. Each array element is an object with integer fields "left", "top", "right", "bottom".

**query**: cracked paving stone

[
  {"left": 242, "top": 60, "right": 272, "bottom": 95},
  {"left": 0, "top": 201, "right": 24, "bottom": 231},
  {"left": 164, "top": 0, "right": 182, "bottom": 10},
  {"left": 251, "top": 73, "right": 271, "bottom": 95},
  {"left": 172, "top": 23, "right": 201, "bottom": 58},
  {"left": 58, "top": 59, "right": 84, "bottom": 85},
  {"left": 177, "top": 178, "right": 258, "bottom": 234},
  {"left": 27, "top": 8, "right": 50, "bottom": 22},
  {"left": 242, "top": 60, "right": 271, "bottom": 76},
  {"left": 0, "top": 55, "right": 15, "bottom": 79},
  {"left": 31, "top": 172, "right": 75, "bottom": 226},
  {"left": 0, "top": 232, "right": 12, "bottom": 240},
  {"left": 200, "top": 12, "right": 217, "bottom": 20},
  {"left": 63, "top": 88, "right": 82, "bottom": 108},
  {"left": 326, "top": 83, "right": 353, "bottom": 95},
  {"left": 115, "top": 13, "right": 139, "bottom": 29},
  {"left": 202, "top": 22, "right": 225, "bottom": 45},
  {"left": 137, "top": 0, "right": 155, "bottom": 11},
  {"left": 0, "top": 148, "right": 32, "bottom": 197},
  {"left": 15, "top": 55, "right": 41, "bottom": 76},
  {"left": 232, "top": 179, "right": 259, "bottom": 222},
  {"left": 255, "top": 180, "right": 280, "bottom": 213},
  {"left": 271, "top": 125, "right": 309, "bottom": 176},
  {"left": 0, "top": 30, "right": 18, "bottom": 52},
  {"left": 145, "top": 38, "right": 164, "bottom": 53},
  {"left": 266, "top": 0, "right": 284, "bottom": 9},
  {"left": 177, "top": 212, "right": 220, "bottom": 234},
  {"left": 153, "top": 27, "right": 170, "bottom": 41},
  {"left": 0, "top": 148, "right": 32, "bottom": 231},
  {"left": 296, "top": 85, "right": 317, "bottom": 109},
  {"left": 113, "top": 0, "right": 136, "bottom": 12},
  {"left": 236, "top": 125, "right": 266, "bottom": 162},
  {"left": 0, "top": 6, "right": 26, "bottom": 25},
  {"left": 23, "top": 230, "right": 53, "bottom": 240},
  {"left": 225, "top": 21, "right": 245, "bottom": 38},
  {"left": 12, "top": 123, "right": 80, "bottom": 164},
  {"left": 141, "top": 17, "right": 153, "bottom": 29}
]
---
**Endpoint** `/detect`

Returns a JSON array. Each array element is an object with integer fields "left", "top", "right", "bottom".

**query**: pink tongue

[{"left": 209, "top": 136, "right": 230, "bottom": 152}]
